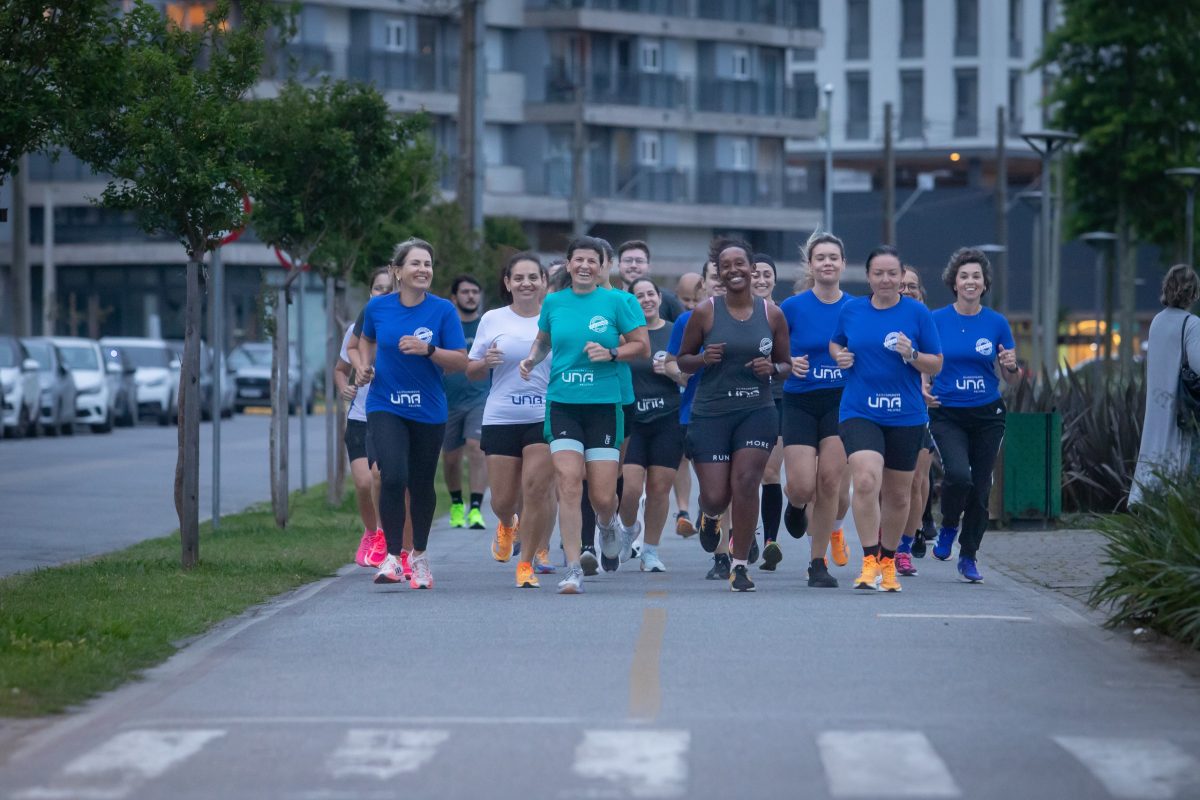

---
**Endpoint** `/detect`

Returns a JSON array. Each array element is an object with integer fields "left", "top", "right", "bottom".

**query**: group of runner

[{"left": 336, "top": 231, "right": 1019, "bottom": 595}]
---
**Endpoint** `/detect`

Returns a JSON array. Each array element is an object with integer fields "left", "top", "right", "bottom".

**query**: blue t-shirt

[
  {"left": 831, "top": 296, "right": 942, "bottom": 426},
  {"left": 930, "top": 305, "right": 1015, "bottom": 407},
  {"left": 781, "top": 289, "right": 855, "bottom": 394},
  {"left": 361, "top": 293, "right": 467, "bottom": 423},
  {"left": 667, "top": 309, "right": 700, "bottom": 425}
]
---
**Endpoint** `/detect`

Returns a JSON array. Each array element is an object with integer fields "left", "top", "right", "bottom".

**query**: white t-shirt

[
  {"left": 469, "top": 306, "right": 550, "bottom": 425},
  {"left": 339, "top": 323, "right": 369, "bottom": 422}
]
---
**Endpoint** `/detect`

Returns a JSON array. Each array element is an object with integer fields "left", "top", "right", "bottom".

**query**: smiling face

[
  {"left": 631, "top": 279, "right": 662, "bottom": 321},
  {"left": 867, "top": 253, "right": 903, "bottom": 301},
  {"left": 505, "top": 259, "right": 545, "bottom": 304},
  {"left": 809, "top": 242, "right": 845, "bottom": 287},
  {"left": 394, "top": 247, "right": 433, "bottom": 292},
  {"left": 567, "top": 248, "right": 602, "bottom": 289},
  {"left": 619, "top": 248, "right": 649, "bottom": 286},
  {"left": 717, "top": 248, "right": 752, "bottom": 293},
  {"left": 954, "top": 262, "right": 986, "bottom": 303},
  {"left": 751, "top": 261, "right": 776, "bottom": 300},
  {"left": 899, "top": 269, "right": 922, "bottom": 301}
]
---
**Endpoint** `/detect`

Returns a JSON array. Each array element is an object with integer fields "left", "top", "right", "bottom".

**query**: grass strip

[{"left": 0, "top": 485, "right": 362, "bottom": 718}]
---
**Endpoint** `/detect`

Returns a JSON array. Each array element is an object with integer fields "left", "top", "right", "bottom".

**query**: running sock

[
  {"left": 469, "top": 492, "right": 483, "bottom": 510},
  {"left": 898, "top": 535, "right": 914, "bottom": 554},
  {"left": 450, "top": 490, "right": 463, "bottom": 505},
  {"left": 761, "top": 483, "right": 783, "bottom": 542},
  {"left": 833, "top": 517, "right": 845, "bottom": 530},
  {"left": 862, "top": 544, "right": 879, "bottom": 558},
  {"left": 880, "top": 546, "right": 896, "bottom": 560},
  {"left": 580, "top": 480, "right": 596, "bottom": 548},
  {"left": 677, "top": 510, "right": 690, "bottom": 520},
  {"left": 731, "top": 558, "right": 749, "bottom": 569}
]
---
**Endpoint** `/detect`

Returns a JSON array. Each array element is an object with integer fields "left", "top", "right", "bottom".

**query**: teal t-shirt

[{"left": 539, "top": 286, "right": 646, "bottom": 404}]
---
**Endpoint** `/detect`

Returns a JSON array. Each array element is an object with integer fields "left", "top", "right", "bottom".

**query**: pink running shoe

[
  {"left": 896, "top": 551, "right": 919, "bottom": 577},
  {"left": 400, "top": 550, "right": 413, "bottom": 581},
  {"left": 355, "top": 529, "right": 373, "bottom": 567},
  {"left": 410, "top": 553, "right": 433, "bottom": 589},
  {"left": 366, "top": 530, "right": 387, "bottom": 568}
]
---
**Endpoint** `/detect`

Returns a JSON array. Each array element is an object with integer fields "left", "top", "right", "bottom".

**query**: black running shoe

[
  {"left": 760, "top": 541, "right": 783, "bottom": 571},
  {"left": 807, "top": 559, "right": 839, "bottom": 588},
  {"left": 784, "top": 503, "right": 808, "bottom": 539},
  {"left": 911, "top": 531, "right": 928, "bottom": 559},
  {"left": 698, "top": 513, "right": 721, "bottom": 553},
  {"left": 730, "top": 565, "right": 756, "bottom": 592},
  {"left": 748, "top": 535, "right": 760, "bottom": 565},
  {"left": 705, "top": 553, "right": 731, "bottom": 580},
  {"left": 601, "top": 552, "right": 619, "bottom": 572},
  {"left": 580, "top": 546, "right": 599, "bottom": 576}
]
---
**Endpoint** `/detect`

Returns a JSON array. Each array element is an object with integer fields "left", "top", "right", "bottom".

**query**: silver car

[
  {"left": 20, "top": 338, "right": 78, "bottom": 436},
  {"left": 1, "top": 335, "right": 41, "bottom": 438},
  {"left": 51, "top": 337, "right": 120, "bottom": 433}
]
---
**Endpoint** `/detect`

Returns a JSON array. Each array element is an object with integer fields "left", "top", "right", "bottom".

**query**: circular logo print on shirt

[
  {"left": 975, "top": 338, "right": 994, "bottom": 356},
  {"left": 588, "top": 316, "right": 610, "bottom": 334},
  {"left": 413, "top": 327, "right": 434, "bottom": 344},
  {"left": 758, "top": 337, "right": 773, "bottom": 356},
  {"left": 654, "top": 350, "right": 668, "bottom": 362},
  {"left": 883, "top": 332, "right": 901, "bottom": 351}
]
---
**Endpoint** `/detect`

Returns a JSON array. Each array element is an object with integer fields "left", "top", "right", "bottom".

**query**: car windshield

[
  {"left": 0, "top": 339, "right": 19, "bottom": 368},
  {"left": 229, "top": 345, "right": 273, "bottom": 368},
  {"left": 103, "top": 348, "right": 125, "bottom": 368},
  {"left": 121, "top": 345, "right": 171, "bottom": 368},
  {"left": 22, "top": 340, "right": 52, "bottom": 369},
  {"left": 60, "top": 345, "right": 100, "bottom": 370}
]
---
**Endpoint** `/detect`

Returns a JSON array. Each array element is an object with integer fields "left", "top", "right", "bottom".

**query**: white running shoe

[
  {"left": 640, "top": 546, "right": 666, "bottom": 573},
  {"left": 373, "top": 553, "right": 404, "bottom": 584},
  {"left": 557, "top": 564, "right": 585, "bottom": 594},
  {"left": 618, "top": 520, "right": 641, "bottom": 563},
  {"left": 409, "top": 553, "right": 433, "bottom": 589},
  {"left": 597, "top": 517, "right": 621, "bottom": 560}
]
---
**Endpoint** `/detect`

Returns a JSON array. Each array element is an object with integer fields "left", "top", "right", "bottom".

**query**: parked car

[
  {"left": 50, "top": 337, "right": 118, "bottom": 433},
  {"left": 21, "top": 337, "right": 78, "bottom": 436},
  {"left": 99, "top": 337, "right": 177, "bottom": 426},
  {"left": 101, "top": 345, "right": 139, "bottom": 427},
  {"left": 228, "top": 342, "right": 313, "bottom": 414},
  {"left": 0, "top": 335, "right": 41, "bottom": 438},
  {"left": 166, "top": 340, "right": 234, "bottom": 421}
]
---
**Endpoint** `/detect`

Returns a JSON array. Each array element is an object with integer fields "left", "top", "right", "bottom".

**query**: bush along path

[{"left": 0, "top": 486, "right": 361, "bottom": 717}]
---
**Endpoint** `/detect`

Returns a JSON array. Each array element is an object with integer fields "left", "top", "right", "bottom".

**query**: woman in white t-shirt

[
  {"left": 467, "top": 252, "right": 555, "bottom": 589},
  {"left": 336, "top": 267, "right": 395, "bottom": 569}
]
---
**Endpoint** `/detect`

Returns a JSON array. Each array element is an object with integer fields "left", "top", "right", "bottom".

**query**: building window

[
  {"left": 384, "top": 19, "right": 407, "bottom": 53},
  {"left": 794, "top": 0, "right": 820, "bottom": 28},
  {"left": 792, "top": 47, "right": 816, "bottom": 62},
  {"left": 731, "top": 47, "right": 751, "bottom": 80},
  {"left": 900, "top": 0, "right": 923, "bottom": 58},
  {"left": 846, "top": 72, "right": 869, "bottom": 140},
  {"left": 730, "top": 138, "right": 750, "bottom": 171},
  {"left": 955, "top": 0, "right": 978, "bottom": 57},
  {"left": 900, "top": 70, "right": 923, "bottom": 139},
  {"left": 954, "top": 68, "right": 979, "bottom": 137},
  {"left": 1008, "top": 69, "right": 1023, "bottom": 132},
  {"left": 1009, "top": 0, "right": 1023, "bottom": 57},
  {"left": 847, "top": 0, "right": 870, "bottom": 60},
  {"left": 638, "top": 131, "right": 661, "bottom": 167},
  {"left": 640, "top": 40, "right": 661, "bottom": 73}
]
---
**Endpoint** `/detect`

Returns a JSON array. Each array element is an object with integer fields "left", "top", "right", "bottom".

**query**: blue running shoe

[
  {"left": 897, "top": 534, "right": 914, "bottom": 554},
  {"left": 932, "top": 526, "right": 958, "bottom": 561},
  {"left": 957, "top": 556, "right": 983, "bottom": 583}
]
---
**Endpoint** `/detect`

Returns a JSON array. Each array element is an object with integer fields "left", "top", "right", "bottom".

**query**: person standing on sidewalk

[
  {"left": 926, "top": 248, "right": 1020, "bottom": 583},
  {"left": 677, "top": 238, "right": 792, "bottom": 592},
  {"left": 442, "top": 275, "right": 490, "bottom": 531},
  {"left": 467, "top": 253, "right": 557, "bottom": 588},
  {"left": 830, "top": 245, "right": 943, "bottom": 593},
  {"left": 358, "top": 238, "right": 468, "bottom": 589},
  {"left": 519, "top": 236, "right": 649, "bottom": 594}
]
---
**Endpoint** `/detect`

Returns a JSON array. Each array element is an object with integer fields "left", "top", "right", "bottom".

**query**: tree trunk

[
  {"left": 325, "top": 275, "right": 339, "bottom": 506},
  {"left": 1116, "top": 197, "right": 1136, "bottom": 371},
  {"left": 178, "top": 256, "right": 203, "bottom": 568},
  {"left": 333, "top": 280, "right": 347, "bottom": 504},
  {"left": 271, "top": 284, "right": 290, "bottom": 528}
]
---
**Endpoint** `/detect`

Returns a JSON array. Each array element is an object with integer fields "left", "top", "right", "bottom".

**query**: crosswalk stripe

[
  {"left": 326, "top": 729, "right": 450, "bottom": 780},
  {"left": 573, "top": 730, "right": 689, "bottom": 798},
  {"left": 15, "top": 729, "right": 225, "bottom": 800},
  {"left": 1055, "top": 736, "right": 1200, "bottom": 799},
  {"left": 818, "top": 731, "right": 960, "bottom": 798}
]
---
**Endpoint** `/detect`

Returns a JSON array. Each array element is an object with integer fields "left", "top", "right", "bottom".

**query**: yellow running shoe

[
  {"left": 854, "top": 554, "right": 881, "bottom": 591},
  {"left": 878, "top": 556, "right": 902, "bottom": 592},
  {"left": 492, "top": 519, "right": 516, "bottom": 562},
  {"left": 516, "top": 562, "right": 539, "bottom": 588},
  {"left": 830, "top": 528, "right": 849, "bottom": 567}
]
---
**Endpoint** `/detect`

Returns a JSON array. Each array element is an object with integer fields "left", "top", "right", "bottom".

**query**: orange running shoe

[
  {"left": 878, "top": 556, "right": 902, "bottom": 592},
  {"left": 675, "top": 512, "right": 697, "bottom": 538},
  {"left": 830, "top": 528, "right": 849, "bottom": 567},
  {"left": 492, "top": 518, "right": 516, "bottom": 562},
  {"left": 516, "top": 561, "right": 539, "bottom": 588},
  {"left": 854, "top": 554, "right": 881, "bottom": 591}
]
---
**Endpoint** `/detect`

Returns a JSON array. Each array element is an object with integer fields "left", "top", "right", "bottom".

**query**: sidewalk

[{"left": 985, "top": 528, "right": 1110, "bottom": 610}]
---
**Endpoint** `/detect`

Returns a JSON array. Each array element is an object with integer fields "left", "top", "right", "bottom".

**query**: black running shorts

[
  {"left": 687, "top": 407, "right": 779, "bottom": 463},
  {"left": 839, "top": 416, "right": 926, "bottom": 472},
  {"left": 545, "top": 401, "right": 624, "bottom": 462},
  {"left": 481, "top": 422, "right": 546, "bottom": 459},
  {"left": 782, "top": 388, "right": 843, "bottom": 448},
  {"left": 625, "top": 420, "right": 685, "bottom": 469}
]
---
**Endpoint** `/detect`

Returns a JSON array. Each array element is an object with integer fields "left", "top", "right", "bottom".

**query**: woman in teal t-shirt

[{"left": 520, "top": 236, "right": 649, "bottom": 594}]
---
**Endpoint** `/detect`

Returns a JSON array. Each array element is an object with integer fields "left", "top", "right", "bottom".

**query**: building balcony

[
  {"left": 347, "top": 50, "right": 458, "bottom": 94},
  {"left": 954, "top": 116, "right": 979, "bottom": 138},
  {"left": 264, "top": 43, "right": 335, "bottom": 81},
  {"left": 696, "top": 79, "right": 814, "bottom": 118},
  {"left": 591, "top": 71, "right": 687, "bottom": 110},
  {"left": 697, "top": 169, "right": 792, "bottom": 207},
  {"left": 594, "top": 166, "right": 691, "bottom": 203},
  {"left": 545, "top": 0, "right": 689, "bottom": 14}
]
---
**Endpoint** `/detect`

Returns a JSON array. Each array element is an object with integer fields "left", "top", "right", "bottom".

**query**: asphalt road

[
  {"left": 3, "top": 511, "right": 1199, "bottom": 799},
  {"left": 0, "top": 412, "right": 329, "bottom": 576}
]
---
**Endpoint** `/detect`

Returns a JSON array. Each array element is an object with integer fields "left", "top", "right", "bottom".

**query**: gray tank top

[{"left": 692, "top": 296, "right": 775, "bottom": 418}]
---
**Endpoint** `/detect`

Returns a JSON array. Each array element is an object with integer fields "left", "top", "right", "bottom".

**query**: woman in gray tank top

[{"left": 677, "top": 238, "right": 792, "bottom": 592}]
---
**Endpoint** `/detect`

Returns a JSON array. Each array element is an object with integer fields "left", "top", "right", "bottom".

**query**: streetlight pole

[
  {"left": 1081, "top": 231, "right": 1118, "bottom": 380},
  {"left": 1018, "top": 190, "right": 1044, "bottom": 377},
  {"left": 823, "top": 83, "right": 834, "bottom": 232},
  {"left": 1022, "top": 130, "right": 1077, "bottom": 377},
  {"left": 1165, "top": 167, "right": 1200, "bottom": 265}
]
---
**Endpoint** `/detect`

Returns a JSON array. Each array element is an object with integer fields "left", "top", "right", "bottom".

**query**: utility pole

[
  {"left": 570, "top": 37, "right": 587, "bottom": 238},
  {"left": 456, "top": 0, "right": 485, "bottom": 234},
  {"left": 995, "top": 106, "right": 1008, "bottom": 314},
  {"left": 211, "top": 247, "right": 223, "bottom": 532},
  {"left": 1165, "top": 167, "right": 1200, "bottom": 265},
  {"left": 297, "top": 269, "right": 308, "bottom": 493},
  {"left": 823, "top": 83, "right": 834, "bottom": 232},
  {"left": 42, "top": 187, "right": 55, "bottom": 334},
  {"left": 882, "top": 102, "right": 895, "bottom": 245},
  {"left": 12, "top": 156, "right": 31, "bottom": 336}
]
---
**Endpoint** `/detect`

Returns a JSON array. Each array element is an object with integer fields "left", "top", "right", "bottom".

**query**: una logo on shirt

[
  {"left": 812, "top": 365, "right": 843, "bottom": 380},
  {"left": 390, "top": 391, "right": 422, "bottom": 406},
  {"left": 868, "top": 393, "right": 902, "bottom": 411},
  {"left": 975, "top": 338, "right": 994, "bottom": 356},
  {"left": 588, "top": 316, "right": 610, "bottom": 334},
  {"left": 758, "top": 337, "right": 772, "bottom": 356},
  {"left": 883, "top": 332, "right": 902, "bottom": 351},
  {"left": 414, "top": 326, "right": 434, "bottom": 344}
]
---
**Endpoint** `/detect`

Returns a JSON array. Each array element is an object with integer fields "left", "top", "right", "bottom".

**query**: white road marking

[
  {"left": 15, "top": 729, "right": 225, "bottom": 800},
  {"left": 819, "top": 731, "right": 960, "bottom": 798},
  {"left": 133, "top": 714, "right": 583, "bottom": 726},
  {"left": 1055, "top": 736, "right": 1200, "bottom": 799},
  {"left": 327, "top": 729, "right": 449, "bottom": 780},
  {"left": 573, "top": 730, "right": 689, "bottom": 798},
  {"left": 877, "top": 613, "right": 1033, "bottom": 622}
]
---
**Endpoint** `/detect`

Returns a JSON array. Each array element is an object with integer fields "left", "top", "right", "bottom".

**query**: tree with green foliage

[
  {"left": 1038, "top": 0, "right": 1200, "bottom": 364},
  {"left": 407, "top": 202, "right": 531, "bottom": 300},
  {"left": 62, "top": 0, "right": 273, "bottom": 569}
]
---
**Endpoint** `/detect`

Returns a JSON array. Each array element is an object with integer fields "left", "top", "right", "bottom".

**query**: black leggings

[
  {"left": 929, "top": 401, "right": 1006, "bottom": 560},
  {"left": 368, "top": 411, "right": 446, "bottom": 555}
]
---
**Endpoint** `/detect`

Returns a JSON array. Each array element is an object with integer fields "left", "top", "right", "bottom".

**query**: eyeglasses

[
  {"left": 899, "top": 283, "right": 921, "bottom": 291},
  {"left": 620, "top": 257, "right": 648, "bottom": 266}
]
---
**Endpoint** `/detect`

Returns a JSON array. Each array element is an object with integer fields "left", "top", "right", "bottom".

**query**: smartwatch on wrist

[
  {"left": 908, "top": 348, "right": 920, "bottom": 364},
  {"left": 608, "top": 347, "right": 619, "bottom": 362},
  {"left": 425, "top": 343, "right": 436, "bottom": 357}
]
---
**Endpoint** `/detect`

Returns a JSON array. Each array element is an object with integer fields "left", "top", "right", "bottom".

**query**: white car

[
  {"left": 99, "top": 337, "right": 178, "bottom": 426},
  {"left": 1, "top": 335, "right": 41, "bottom": 438},
  {"left": 50, "top": 337, "right": 117, "bottom": 433}
]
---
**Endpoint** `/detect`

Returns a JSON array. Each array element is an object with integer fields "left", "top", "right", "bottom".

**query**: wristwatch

[
  {"left": 608, "top": 347, "right": 620, "bottom": 361},
  {"left": 424, "top": 343, "right": 436, "bottom": 357},
  {"left": 908, "top": 348, "right": 920, "bottom": 363}
]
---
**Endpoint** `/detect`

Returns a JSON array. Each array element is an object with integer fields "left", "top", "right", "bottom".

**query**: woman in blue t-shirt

[
  {"left": 829, "top": 245, "right": 943, "bottom": 593},
  {"left": 358, "top": 238, "right": 469, "bottom": 589},
  {"left": 926, "top": 248, "right": 1020, "bottom": 583}
]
